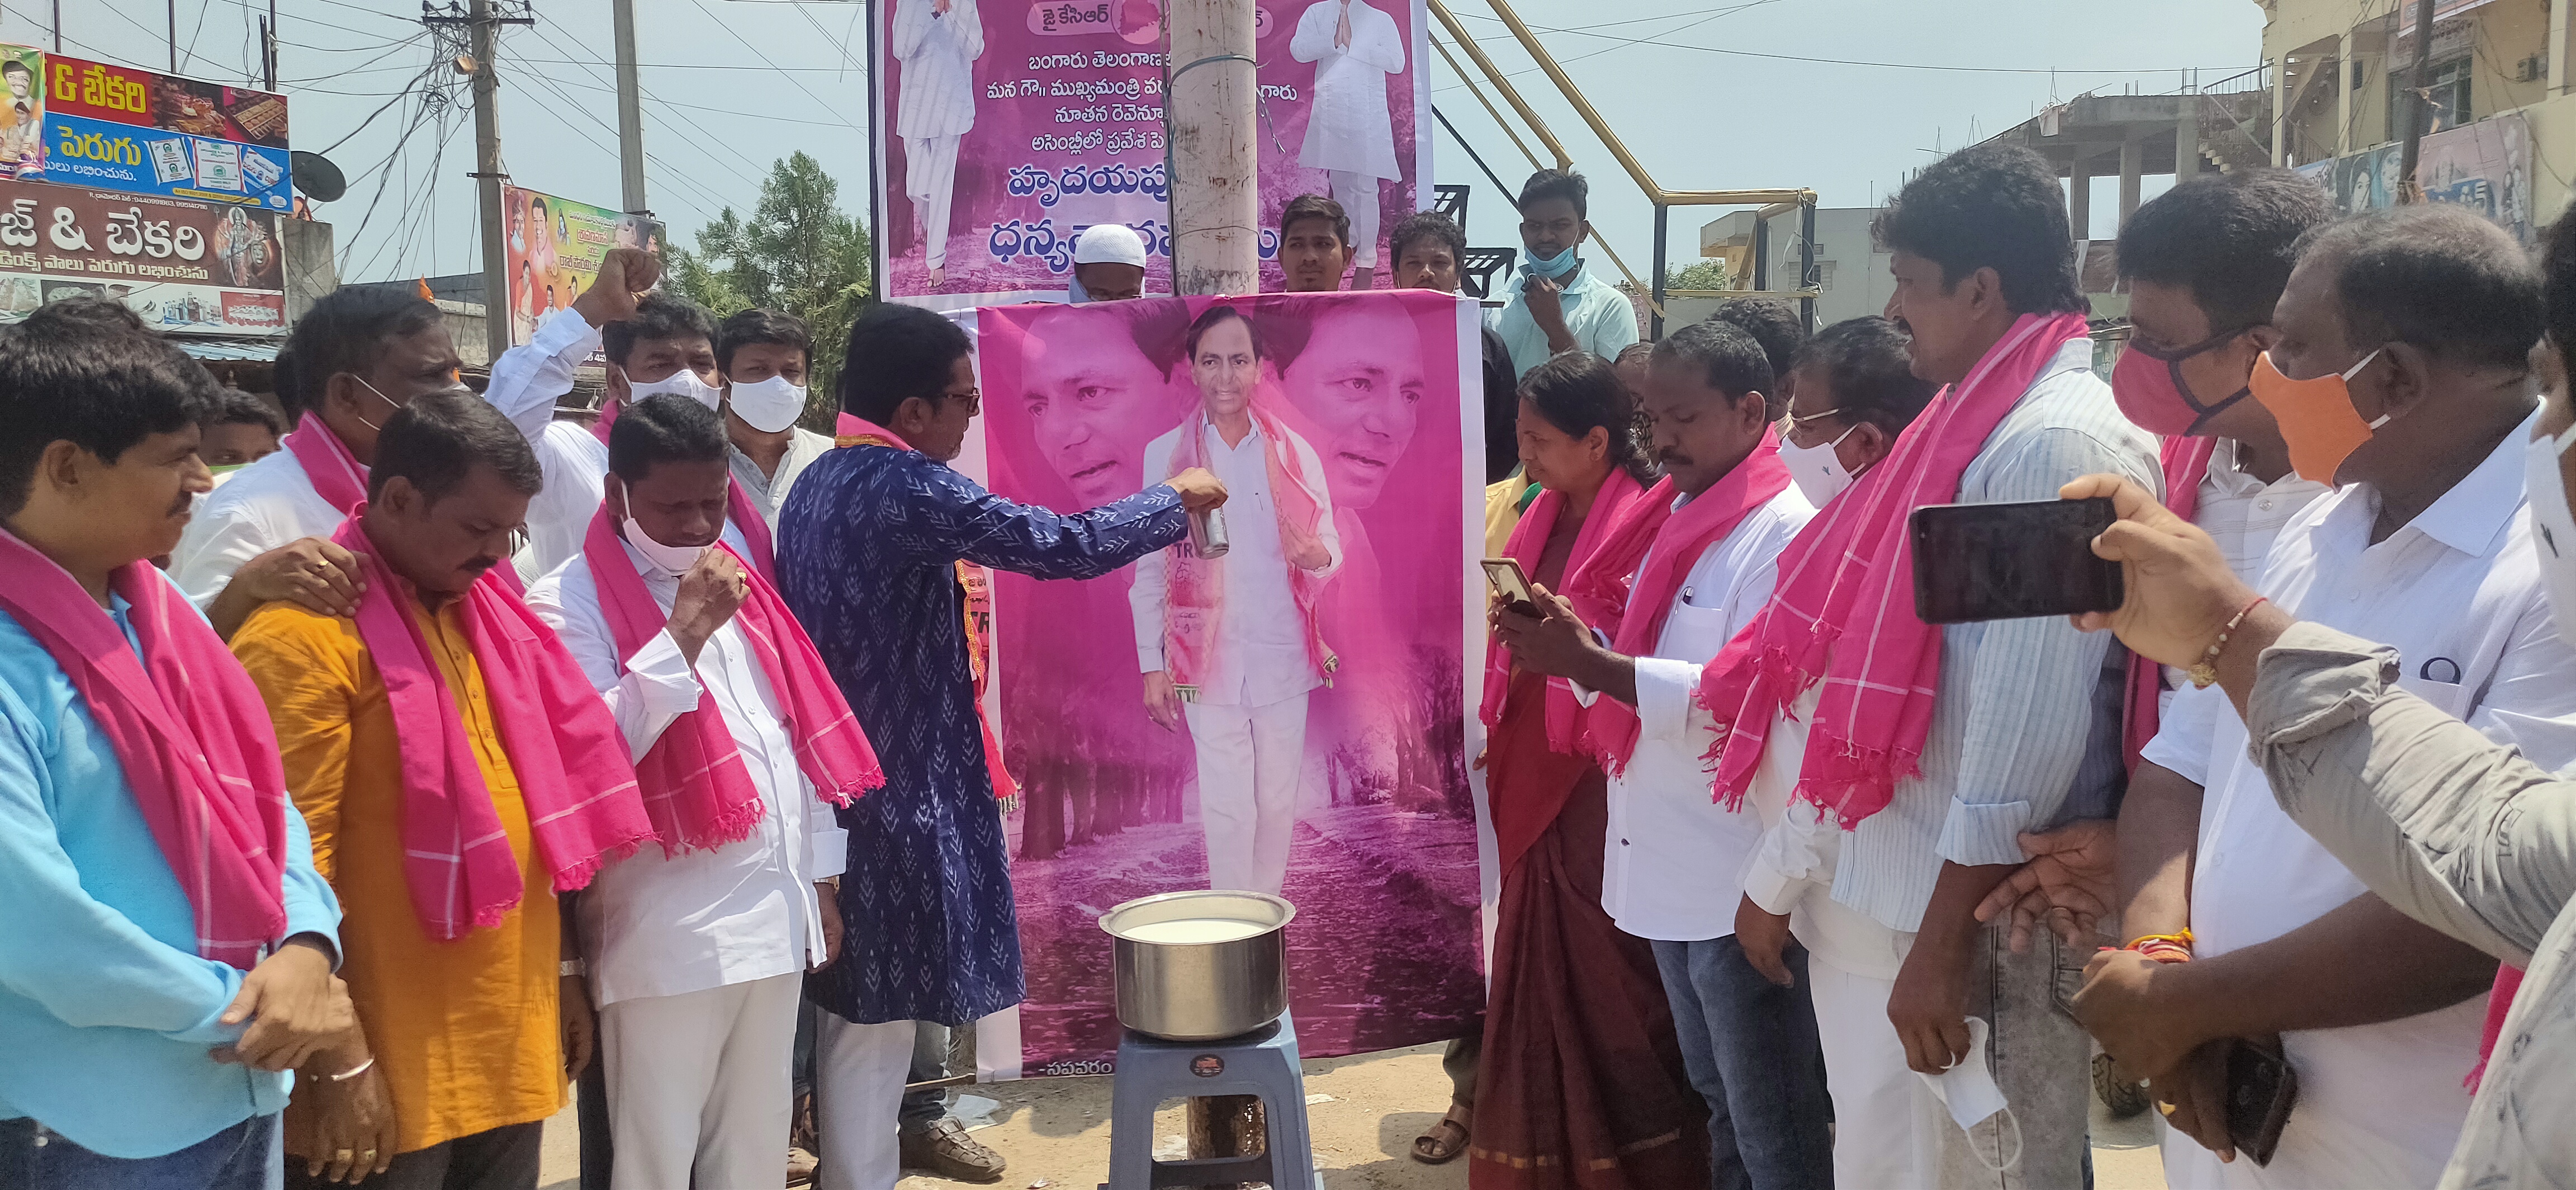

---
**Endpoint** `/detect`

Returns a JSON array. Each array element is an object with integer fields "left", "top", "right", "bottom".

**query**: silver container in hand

[
  {"left": 1099, "top": 890, "right": 1294, "bottom": 1041},
  {"left": 1187, "top": 506, "right": 1230, "bottom": 558}
]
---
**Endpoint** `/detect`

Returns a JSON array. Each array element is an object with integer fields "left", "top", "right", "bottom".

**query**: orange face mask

[{"left": 2248, "top": 349, "right": 2388, "bottom": 485}]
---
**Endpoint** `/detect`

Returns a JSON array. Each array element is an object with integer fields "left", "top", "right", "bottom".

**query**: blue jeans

[
  {"left": 0, "top": 1114, "right": 280, "bottom": 1190},
  {"left": 1652, "top": 937, "right": 1834, "bottom": 1190},
  {"left": 900, "top": 1021, "right": 950, "bottom": 1135}
]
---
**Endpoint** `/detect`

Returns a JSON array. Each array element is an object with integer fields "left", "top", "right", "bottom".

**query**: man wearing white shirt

[
  {"left": 524, "top": 395, "right": 856, "bottom": 1190},
  {"left": 2075, "top": 207, "right": 2575, "bottom": 1189},
  {"left": 1497, "top": 320, "right": 1829, "bottom": 1188},
  {"left": 891, "top": 0, "right": 982, "bottom": 289},
  {"left": 171, "top": 285, "right": 456, "bottom": 636},
  {"left": 1132, "top": 305, "right": 1341, "bottom": 896},
  {"left": 1288, "top": 0, "right": 1404, "bottom": 290},
  {"left": 717, "top": 308, "right": 834, "bottom": 528}
]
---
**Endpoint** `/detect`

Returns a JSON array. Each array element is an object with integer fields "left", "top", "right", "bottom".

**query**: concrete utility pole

[
  {"left": 2398, "top": 0, "right": 2438, "bottom": 201},
  {"left": 611, "top": 0, "right": 648, "bottom": 215},
  {"left": 424, "top": 0, "right": 531, "bottom": 360},
  {"left": 1166, "top": 0, "right": 1258, "bottom": 295}
]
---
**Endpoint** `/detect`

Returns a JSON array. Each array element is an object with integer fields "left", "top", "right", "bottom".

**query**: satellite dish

[{"left": 291, "top": 150, "right": 347, "bottom": 202}]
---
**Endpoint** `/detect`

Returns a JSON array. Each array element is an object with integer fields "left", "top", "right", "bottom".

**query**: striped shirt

[
  {"left": 1745, "top": 336, "right": 2160, "bottom": 935},
  {"left": 892, "top": 0, "right": 982, "bottom": 140}
]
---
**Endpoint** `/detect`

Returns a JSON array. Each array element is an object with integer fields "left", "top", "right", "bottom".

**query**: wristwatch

[{"left": 559, "top": 958, "right": 587, "bottom": 979}]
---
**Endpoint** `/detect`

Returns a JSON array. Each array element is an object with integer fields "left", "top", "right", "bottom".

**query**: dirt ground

[{"left": 539, "top": 1041, "right": 2173, "bottom": 1189}]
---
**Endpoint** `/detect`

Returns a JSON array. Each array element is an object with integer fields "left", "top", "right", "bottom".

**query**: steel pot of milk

[{"left": 1098, "top": 889, "right": 1296, "bottom": 1041}]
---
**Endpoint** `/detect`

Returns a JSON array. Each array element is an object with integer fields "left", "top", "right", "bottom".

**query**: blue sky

[{"left": 33, "top": 0, "right": 2261, "bottom": 288}]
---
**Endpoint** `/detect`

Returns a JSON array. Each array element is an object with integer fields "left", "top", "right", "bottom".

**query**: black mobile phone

[
  {"left": 1907, "top": 497, "right": 2123, "bottom": 625},
  {"left": 2224, "top": 1037, "right": 2298, "bottom": 1168}
]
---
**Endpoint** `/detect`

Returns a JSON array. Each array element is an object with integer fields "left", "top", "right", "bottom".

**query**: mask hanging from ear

[{"left": 2248, "top": 349, "right": 2388, "bottom": 485}]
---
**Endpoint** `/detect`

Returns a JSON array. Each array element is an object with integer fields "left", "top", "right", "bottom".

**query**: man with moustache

[
  {"left": 1390, "top": 209, "right": 1519, "bottom": 483},
  {"left": 1017, "top": 301, "right": 1192, "bottom": 509},
  {"left": 1279, "top": 195, "right": 1358, "bottom": 294}
]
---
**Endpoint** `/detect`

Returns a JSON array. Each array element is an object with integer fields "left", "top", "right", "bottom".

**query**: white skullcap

[{"left": 1073, "top": 223, "right": 1148, "bottom": 268}]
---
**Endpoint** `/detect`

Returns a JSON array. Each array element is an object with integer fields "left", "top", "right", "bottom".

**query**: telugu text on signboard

[{"left": 0, "top": 178, "right": 286, "bottom": 336}]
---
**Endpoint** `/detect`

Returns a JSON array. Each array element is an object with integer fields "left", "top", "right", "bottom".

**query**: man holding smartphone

[
  {"left": 1705, "top": 143, "right": 2157, "bottom": 1188},
  {"left": 1493, "top": 318, "right": 1829, "bottom": 1186}
]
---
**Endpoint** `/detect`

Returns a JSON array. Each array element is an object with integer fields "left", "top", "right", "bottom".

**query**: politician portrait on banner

[{"left": 972, "top": 289, "right": 1484, "bottom": 1074}]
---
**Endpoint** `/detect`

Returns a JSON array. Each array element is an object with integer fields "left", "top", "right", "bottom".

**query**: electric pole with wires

[{"left": 424, "top": 0, "right": 533, "bottom": 363}]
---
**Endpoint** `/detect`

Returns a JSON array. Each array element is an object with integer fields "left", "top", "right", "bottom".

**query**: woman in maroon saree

[{"left": 1470, "top": 355, "right": 1708, "bottom": 1187}]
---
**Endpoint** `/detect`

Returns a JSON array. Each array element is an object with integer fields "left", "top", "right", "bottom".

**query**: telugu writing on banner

[
  {"left": 963, "top": 290, "right": 1489, "bottom": 1075},
  {"left": 499, "top": 185, "right": 666, "bottom": 346},
  {"left": 0, "top": 179, "right": 286, "bottom": 336},
  {"left": 32, "top": 51, "right": 288, "bottom": 209},
  {"left": 871, "top": 0, "right": 1432, "bottom": 308}
]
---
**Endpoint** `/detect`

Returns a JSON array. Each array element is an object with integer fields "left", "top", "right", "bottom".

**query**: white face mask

[
  {"left": 728, "top": 373, "right": 809, "bottom": 434},
  {"left": 1778, "top": 423, "right": 1859, "bottom": 507},
  {"left": 627, "top": 366, "right": 723, "bottom": 409},
  {"left": 622, "top": 513, "right": 709, "bottom": 578},
  {"left": 1914, "top": 1017, "right": 2021, "bottom": 1173},
  {"left": 2525, "top": 424, "right": 2576, "bottom": 640}
]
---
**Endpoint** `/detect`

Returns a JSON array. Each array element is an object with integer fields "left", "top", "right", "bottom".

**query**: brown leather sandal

[{"left": 1411, "top": 1106, "right": 1472, "bottom": 1164}]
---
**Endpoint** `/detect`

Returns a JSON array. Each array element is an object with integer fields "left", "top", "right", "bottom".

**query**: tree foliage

[
  {"left": 1664, "top": 258, "right": 1730, "bottom": 292},
  {"left": 667, "top": 152, "right": 873, "bottom": 429}
]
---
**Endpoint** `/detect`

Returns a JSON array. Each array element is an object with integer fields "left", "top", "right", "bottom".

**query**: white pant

[
  {"left": 815, "top": 1013, "right": 919, "bottom": 1190},
  {"left": 599, "top": 972, "right": 802, "bottom": 1190},
  {"left": 1185, "top": 691, "right": 1308, "bottom": 896},
  {"left": 1327, "top": 170, "right": 1381, "bottom": 268},
  {"left": 905, "top": 133, "right": 962, "bottom": 270},
  {"left": 1808, "top": 942, "right": 1953, "bottom": 1189}
]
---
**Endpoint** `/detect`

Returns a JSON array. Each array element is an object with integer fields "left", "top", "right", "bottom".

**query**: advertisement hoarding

[
  {"left": 31, "top": 52, "right": 287, "bottom": 207},
  {"left": 0, "top": 46, "right": 41, "bottom": 180},
  {"left": 42, "top": 53, "right": 287, "bottom": 147},
  {"left": 870, "top": 0, "right": 1432, "bottom": 307},
  {"left": 500, "top": 185, "right": 666, "bottom": 345},
  {"left": 0, "top": 178, "right": 286, "bottom": 336},
  {"left": 42, "top": 111, "right": 291, "bottom": 209}
]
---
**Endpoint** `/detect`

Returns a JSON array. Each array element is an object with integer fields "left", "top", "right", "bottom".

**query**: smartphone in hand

[
  {"left": 1483, "top": 558, "right": 1538, "bottom": 615},
  {"left": 1909, "top": 497, "right": 2123, "bottom": 624}
]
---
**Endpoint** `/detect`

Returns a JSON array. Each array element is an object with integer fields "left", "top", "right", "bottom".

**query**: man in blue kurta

[
  {"left": 0, "top": 301, "right": 348, "bottom": 1188},
  {"left": 779, "top": 303, "right": 1226, "bottom": 1190}
]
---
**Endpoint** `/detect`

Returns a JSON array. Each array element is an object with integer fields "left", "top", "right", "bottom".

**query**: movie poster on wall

[
  {"left": 0, "top": 179, "right": 286, "bottom": 335},
  {"left": 872, "top": 0, "right": 1432, "bottom": 309},
  {"left": 499, "top": 185, "right": 666, "bottom": 346},
  {"left": 0, "top": 46, "right": 42, "bottom": 180},
  {"left": 969, "top": 289, "right": 1486, "bottom": 1075}
]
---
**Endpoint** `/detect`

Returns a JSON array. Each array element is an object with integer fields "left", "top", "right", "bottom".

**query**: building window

[{"left": 2394, "top": 56, "right": 2473, "bottom": 134}]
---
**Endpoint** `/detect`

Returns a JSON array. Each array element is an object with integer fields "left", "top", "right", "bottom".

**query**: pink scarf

[
  {"left": 580, "top": 505, "right": 880, "bottom": 853},
  {"left": 832, "top": 412, "right": 1020, "bottom": 803},
  {"left": 0, "top": 536, "right": 289, "bottom": 969},
  {"left": 1698, "top": 312, "right": 2092, "bottom": 821},
  {"left": 283, "top": 412, "right": 367, "bottom": 514},
  {"left": 590, "top": 397, "right": 779, "bottom": 582},
  {"left": 1571, "top": 431, "right": 1792, "bottom": 773},
  {"left": 1478, "top": 467, "right": 1647, "bottom": 755},
  {"left": 333, "top": 511, "right": 655, "bottom": 939},
  {"left": 1158, "top": 399, "right": 1336, "bottom": 690},
  {"left": 2120, "top": 435, "right": 2220, "bottom": 772}
]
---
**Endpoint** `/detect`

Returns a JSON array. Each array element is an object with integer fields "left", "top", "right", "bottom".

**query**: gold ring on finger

[{"left": 336, "top": 1148, "right": 355, "bottom": 1161}]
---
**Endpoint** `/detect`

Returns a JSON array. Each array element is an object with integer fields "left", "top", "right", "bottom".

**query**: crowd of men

[{"left": 8, "top": 134, "right": 2576, "bottom": 1190}]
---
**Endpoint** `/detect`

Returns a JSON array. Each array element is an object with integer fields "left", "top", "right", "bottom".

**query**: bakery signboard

[
  {"left": 0, "top": 178, "right": 287, "bottom": 336},
  {"left": 35, "top": 53, "right": 288, "bottom": 210}
]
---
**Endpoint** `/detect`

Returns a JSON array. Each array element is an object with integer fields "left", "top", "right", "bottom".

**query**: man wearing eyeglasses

[{"left": 778, "top": 304, "right": 1225, "bottom": 1190}]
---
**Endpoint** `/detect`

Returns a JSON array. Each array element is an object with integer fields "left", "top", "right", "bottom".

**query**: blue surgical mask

[{"left": 1522, "top": 243, "right": 1578, "bottom": 281}]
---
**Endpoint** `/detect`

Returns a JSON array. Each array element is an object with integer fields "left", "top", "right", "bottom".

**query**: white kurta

[
  {"left": 168, "top": 440, "right": 344, "bottom": 606},
  {"left": 892, "top": 0, "right": 982, "bottom": 140},
  {"left": 1289, "top": 0, "right": 1404, "bottom": 181}
]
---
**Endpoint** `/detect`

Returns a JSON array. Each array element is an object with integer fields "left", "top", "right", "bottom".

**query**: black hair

[
  {"left": 1613, "top": 342, "right": 1657, "bottom": 369},
  {"left": 839, "top": 302, "right": 973, "bottom": 425},
  {"left": 2118, "top": 168, "right": 2332, "bottom": 333},
  {"left": 1651, "top": 319, "right": 1774, "bottom": 409},
  {"left": 602, "top": 292, "right": 717, "bottom": 367},
  {"left": 1, "top": 60, "right": 29, "bottom": 78},
  {"left": 608, "top": 392, "right": 729, "bottom": 483},
  {"left": 1516, "top": 168, "right": 1588, "bottom": 221},
  {"left": 2543, "top": 200, "right": 2576, "bottom": 355},
  {"left": 716, "top": 306, "right": 813, "bottom": 377},
  {"left": 0, "top": 304, "right": 218, "bottom": 518},
  {"left": 366, "top": 388, "right": 542, "bottom": 504},
  {"left": 1185, "top": 304, "right": 1266, "bottom": 363},
  {"left": 277, "top": 286, "right": 442, "bottom": 418},
  {"left": 2295, "top": 205, "right": 2541, "bottom": 372},
  {"left": 1389, "top": 210, "right": 1466, "bottom": 268},
  {"left": 21, "top": 295, "right": 146, "bottom": 333},
  {"left": 1872, "top": 142, "right": 2083, "bottom": 315},
  {"left": 1704, "top": 299, "right": 1807, "bottom": 389},
  {"left": 1279, "top": 193, "right": 1351, "bottom": 247},
  {"left": 1791, "top": 316, "right": 1939, "bottom": 436},
  {"left": 1517, "top": 352, "right": 1652, "bottom": 484},
  {"left": 204, "top": 386, "right": 283, "bottom": 436}
]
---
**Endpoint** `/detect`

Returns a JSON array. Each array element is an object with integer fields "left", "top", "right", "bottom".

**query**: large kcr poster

[
  {"left": 966, "top": 290, "right": 1486, "bottom": 1074},
  {"left": 871, "top": 0, "right": 1432, "bottom": 308}
]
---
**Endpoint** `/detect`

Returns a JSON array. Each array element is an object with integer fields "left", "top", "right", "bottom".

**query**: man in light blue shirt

[
  {"left": 1488, "top": 169, "right": 1642, "bottom": 380},
  {"left": 0, "top": 301, "right": 345, "bottom": 1189}
]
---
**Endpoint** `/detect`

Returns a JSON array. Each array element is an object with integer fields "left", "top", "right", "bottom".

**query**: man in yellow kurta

[{"left": 233, "top": 390, "right": 654, "bottom": 1189}]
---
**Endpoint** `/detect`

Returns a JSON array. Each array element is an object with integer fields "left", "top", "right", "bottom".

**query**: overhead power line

[{"left": 1446, "top": 11, "right": 2251, "bottom": 75}]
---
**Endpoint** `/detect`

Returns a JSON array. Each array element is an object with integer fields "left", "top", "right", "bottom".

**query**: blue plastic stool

[{"left": 1103, "top": 1014, "right": 1321, "bottom": 1189}]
